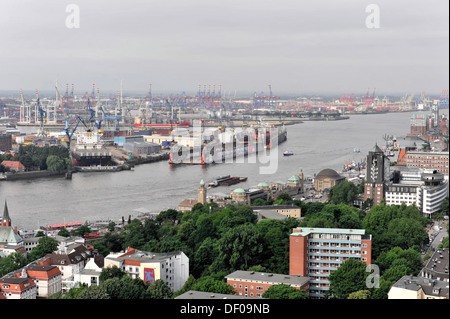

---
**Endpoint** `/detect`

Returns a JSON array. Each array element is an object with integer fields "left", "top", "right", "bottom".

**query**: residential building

[
  {"left": 0, "top": 160, "right": 25, "bottom": 172},
  {"left": 386, "top": 168, "right": 448, "bottom": 217},
  {"left": 74, "top": 254, "right": 104, "bottom": 287},
  {"left": 41, "top": 244, "right": 96, "bottom": 292},
  {"left": 225, "top": 270, "right": 310, "bottom": 298},
  {"left": 19, "top": 265, "right": 62, "bottom": 299},
  {"left": 420, "top": 249, "right": 449, "bottom": 282},
  {"left": 0, "top": 276, "right": 36, "bottom": 299},
  {"left": 104, "top": 247, "right": 189, "bottom": 292},
  {"left": 290, "top": 227, "right": 372, "bottom": 298},
  {"left": 388, "top": 275, "right": 449, "bottom": 299},
  {"left": 178, "top": 199, "right": 198, "bottom": 212}
]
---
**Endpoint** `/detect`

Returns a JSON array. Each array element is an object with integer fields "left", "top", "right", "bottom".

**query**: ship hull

[{"left": 71, "top": 151, "right": 113, "bottom": 166}]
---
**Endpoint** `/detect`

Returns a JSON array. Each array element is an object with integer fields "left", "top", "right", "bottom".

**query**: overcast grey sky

[{"left": 0, "top": 0, "right": 448, "bottom": 96}]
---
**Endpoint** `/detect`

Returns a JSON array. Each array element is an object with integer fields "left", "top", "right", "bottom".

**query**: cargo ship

[
  {"left": 133, "top": 120, "right": 190, "bottom": 129},
  {"left": 71, "top": 129, "right": 114, "bottom": 166},
  {"left": 208, "top": 175, "right": 248, "bottom": 187},
  {"left": 169, "top": 125, "right": 287, "bottom": 165}
]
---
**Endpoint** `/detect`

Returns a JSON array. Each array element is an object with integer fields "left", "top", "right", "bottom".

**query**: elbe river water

[{"left": 1, "top": 110, "right": 447, "bottom": 231}]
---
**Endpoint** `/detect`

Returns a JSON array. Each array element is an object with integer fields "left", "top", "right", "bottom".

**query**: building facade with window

[
  {"left": 386, "top": 168, "right": 449, "bottom": 217},
  {"left": 225, "top": 270, "right": 310, "bottom": 298},
  {"left": 104, "top": 247, "right": 189, "bottom": 292},
  {"left": 290, "top": 227, "right": 372, "bottom": 298}
]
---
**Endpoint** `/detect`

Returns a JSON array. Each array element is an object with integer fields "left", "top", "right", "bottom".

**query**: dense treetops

[{"left": 8, "top": 181, "right": 447, "bottom": 299}]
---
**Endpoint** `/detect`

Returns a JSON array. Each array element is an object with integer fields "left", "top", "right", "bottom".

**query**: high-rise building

[
  {"left": 289, "top": 227, "right": 372, "bottom": 299},
  {"left": 364, "top": 144, "right": 390, "bottom": 205}
]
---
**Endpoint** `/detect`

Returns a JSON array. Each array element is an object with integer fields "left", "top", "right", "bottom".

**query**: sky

[{"left": 0, "top": 0, "right": 448, "bottom": 97}]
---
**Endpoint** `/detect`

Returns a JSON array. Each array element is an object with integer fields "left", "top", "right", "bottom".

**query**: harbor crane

[
  {"left": 35, "top": 90, "right": 47, "bottom": 139},
  {"left": 62, "top": 116, "right": 86, "bottom": 151}
]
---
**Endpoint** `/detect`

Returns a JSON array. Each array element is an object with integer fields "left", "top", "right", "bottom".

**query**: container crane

[
  {"left": 61, "top": 116, "right": 86, "bottom": 151},
  {"left": 35, "top": 90, "right": 47, "bottom": 138}
]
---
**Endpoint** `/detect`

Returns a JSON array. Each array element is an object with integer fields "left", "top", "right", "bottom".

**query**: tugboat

[{"left": 283, "top": 150, "right": 294, "bottom": 156}]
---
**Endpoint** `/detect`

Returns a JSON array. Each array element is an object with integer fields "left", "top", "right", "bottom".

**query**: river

[{"left": 0, "top": 110, "right": 446, "bottom": 231}]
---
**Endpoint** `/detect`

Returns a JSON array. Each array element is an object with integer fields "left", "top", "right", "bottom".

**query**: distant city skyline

[{"left": 0, "top": 0, "right": 448, "bottom": 96}]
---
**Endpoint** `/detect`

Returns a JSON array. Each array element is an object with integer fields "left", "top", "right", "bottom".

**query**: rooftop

[
  {"left": 175, "top": 290, "right": 252, "bottom": 299},
  {"left": 291, "top": 227, "right": 366, "bottom": 237},
  {"left": 225, "top": 270, "right": 310, "bottom": 287},
  {"left": 315, "top": 168, "right": 343, "bottom": 179}
]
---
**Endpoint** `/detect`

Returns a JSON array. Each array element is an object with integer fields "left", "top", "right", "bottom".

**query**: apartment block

[
  {"left": 225, "top": 270, "right": 310, "bottom": 298},
  {"left": 104, "top": 247, "right": 189, "bottom": 292},
  {"left": 290, "top": 227, "right": 372, "bottom": 298}
]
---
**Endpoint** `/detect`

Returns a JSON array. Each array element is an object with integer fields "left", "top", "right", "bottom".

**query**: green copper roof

[
  {"left": 233, "top": 188, "right": 246, "bottom": 193},
  {"left": 200, "top": 179, "right": 205, "bottom": 185}
]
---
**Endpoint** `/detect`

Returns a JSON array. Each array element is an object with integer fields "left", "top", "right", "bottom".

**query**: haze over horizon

[{"left": 1, "top": 0, "right": 448, "bottom": 97}]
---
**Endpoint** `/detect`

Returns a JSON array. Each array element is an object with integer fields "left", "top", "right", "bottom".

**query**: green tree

[
  {"left": 327, "top": 181, "right": 359, "bottom": 205},
  {"left": 27, "top": 236, "right": 59, "bottom": 262},
  {"left": 78, "top": 285, "right": 111, "bottom": 299},
  {"left": 122, "top": 219, "right": 146, "bottom": 249},
  {"left": 57, "top": 227, "right": 71, "bottom": 237},
  {"left": 146, "top": 279, "right": 173, "bottom": 299},
  {"left": 173, "top": 274, "right": 197, "bottom": 298},
  {"left": 99, "top": 266, "right": 127, "bottom": 283},
  {"left": 211, "top": 223, "right": 263, "bottom": 272},
  {"left": 190, "top": 276, "right": 235, "bottom": 295},
  {"left": 262, "top": 284, "right": 308, "bottom": 299},
  {"left": 46, "top": 155, "right": 65, "bottom": 172},
  {"left": 235, "top": 205, "right": 257, "bottom": 224},
  {"left": 0, "top": 252, "right": 27, "bottom": 276},
  {"left": 72, "top": 224, "right": 92, "bottom": 237},
  {"left": 348, "top": 290, "right": 371, "bottom": 299},
  {"left": 328, "top": 258, "right": 368, "bottom": 299}
]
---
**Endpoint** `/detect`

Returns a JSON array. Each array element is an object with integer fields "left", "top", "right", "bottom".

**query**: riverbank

[{"left": 1, "top": 170, "right": 66, "bottom": 181}]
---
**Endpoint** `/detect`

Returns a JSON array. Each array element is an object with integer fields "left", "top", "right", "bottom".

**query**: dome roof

[
  {"left": 288, "top": 175, "right": 300, "bottom": 182},
  {"left": 258, "top": 182, "right": 269, "bottom": 187},
  {"left": 316, "top": 168, "right": 341, "bottom": 179},
  {"left": 233, "top": 188, "right": 246, "bottom": 193}
]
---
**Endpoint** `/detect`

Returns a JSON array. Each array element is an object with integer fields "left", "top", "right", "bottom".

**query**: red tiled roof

[{"left": 1, "top": 160, "right": 25, "bottom": 168}]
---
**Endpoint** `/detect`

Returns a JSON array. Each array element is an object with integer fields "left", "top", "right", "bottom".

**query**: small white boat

[{"left": 283, "top": 150, "right": 294, "bottom": 156}]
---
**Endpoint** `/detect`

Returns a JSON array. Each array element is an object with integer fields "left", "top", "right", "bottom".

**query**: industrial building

[{"left": 123, "top": 141, "right": 161, "bottom": 156}]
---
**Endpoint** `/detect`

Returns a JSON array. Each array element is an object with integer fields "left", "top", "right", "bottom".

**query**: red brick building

[
  {"left": 404, "top": 151, "right": 449, "bottom": 175},
  {"left": 225, "top": 270, "right": 310, "bottom": 298},
  {"left": 290, "top": 227, "right": 372, "bottom": 298}
]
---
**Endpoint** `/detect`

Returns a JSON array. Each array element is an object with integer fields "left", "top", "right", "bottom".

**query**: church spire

[{"left": 1, "top": 200, "right": 12, "bottom": 227}]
